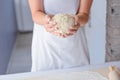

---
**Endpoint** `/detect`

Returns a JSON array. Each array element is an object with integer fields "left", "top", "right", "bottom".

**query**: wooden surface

[
  {"left": 1, "top": 61, "right": 120, "bottom": 80},
  {"left": 21, "top": 68, "right": 109, "bottom": 80},
  {"left": 90, "top": 68, "right": 109, "bottom": 78}
]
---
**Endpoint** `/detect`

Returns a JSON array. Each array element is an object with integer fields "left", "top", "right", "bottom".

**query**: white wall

[{"left": 86, "top": 0, "right": 107, "bottom": 64}]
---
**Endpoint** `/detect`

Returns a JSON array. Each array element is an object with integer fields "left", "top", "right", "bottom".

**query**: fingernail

[
  {"left": 66, "top": 32, "right": 70, "bottom": 34},
  {"left": 75, "top": 22, "right": 77, "bottom": 25},
  {"left": 47, "top": 18, "right": 50, "bottom": 22},
  {"left": 54, "top": 27, "right": 57, "bottom": 31}
]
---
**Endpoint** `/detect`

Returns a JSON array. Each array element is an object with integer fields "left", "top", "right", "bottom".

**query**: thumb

[
  {"left": 45, "top": 15, "right": 51, "bottom": 23},
  {"left": 75, "top": 16, "right": 79, "bottom": 26}
]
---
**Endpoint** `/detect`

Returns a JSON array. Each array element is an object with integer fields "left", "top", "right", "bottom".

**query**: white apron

[{"left": 31, "top": 0, "right": 90, "bottom": 72}]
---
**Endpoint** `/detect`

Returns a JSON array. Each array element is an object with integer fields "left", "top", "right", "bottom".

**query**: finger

[
  {"left": 45, "top": 24, "right": 53, "bottom": 28},
  {"left": 71, "top": 25, "right": 80, "bottom": 29},
  {"left": 46, "top": 22, "right": 56, "bottom": 28},
  {"left": 66, "top": 32, "right": 74, "bottom": 36},
  {"left": 45, "top": 24, "right": 55, "bottom": 31},
  {"left": 49, "top": 21, "right": 57, "bottom": 25},
  {"left": 47, "top": 26, "right": 57, "bottom": 32},
  {"left": 69, "top": 27, "right": 78, "bottom": 33},
  {"left": 47, "top": 26, "right": 57, "bottom": 33},
  {"left": 62, "top": 34, "right": 71, "bottom": 38},
  {"left": 51, "top": 31, "right": 61, "bottom": 36},
  {"left": 45, "top": 15, "right": 51, "bottom": 23},
  {"left": 54, "top": 25, "right": 59, "bottom": 31},
  {"left": 75, "top": 15, "right": 79, "bottom": 21},
  {"left": 53, "top": 31, "right": 66, "bottom": 38},
  {"left": 46, "top": 21, "right": 57, "bottom": 28},
  {"left": 74, "top": 20, "right": 78, "bottom": 26},
  {"left": 75, "top": 16, "right": 83, "bottom": 27},
  {"left": 69, "top": 28, "right": 77, "bottom": 32},
  {"left": 61, "top": 32, "right": 74, "bottom": 38},
  {"left": 50, "top": 25, "right": 59, "bottom": 32}
]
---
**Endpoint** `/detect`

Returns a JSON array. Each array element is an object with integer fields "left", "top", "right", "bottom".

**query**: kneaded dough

[
  {"left": 108, "top": 66, "right": 120, "bottom": 80},
  {"left": 52, "top": 14, "right": 75, "bottom": 34}
]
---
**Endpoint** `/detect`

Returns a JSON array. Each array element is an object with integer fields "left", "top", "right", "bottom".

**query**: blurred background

[
  {"left": 0, "top": 0, "right": 33, "bottom": 74},
  {"left": 0, "top": 0, "right": 120, "bottom": 75}
]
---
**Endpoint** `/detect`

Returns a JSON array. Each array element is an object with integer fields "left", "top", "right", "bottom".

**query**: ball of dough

[
  {"left": 108, "top": 66, "right": 120, "bottom": 80},
  {"left": 52, "top": 14, "right": 75, "bottom": 34}
]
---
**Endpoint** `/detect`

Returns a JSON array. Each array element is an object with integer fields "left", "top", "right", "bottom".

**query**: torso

[{"left": 31, "top": 0, "right": 90, "bottom": 71}]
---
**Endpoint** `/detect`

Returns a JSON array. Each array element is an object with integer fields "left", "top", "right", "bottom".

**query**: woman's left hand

[
  {"left": 62, "top": 15, "right": 80, "bottom": 38},
  {"left": 62, "top": 13, "right": 89, "bottom": 38}
]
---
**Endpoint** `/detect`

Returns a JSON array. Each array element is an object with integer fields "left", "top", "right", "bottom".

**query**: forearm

[
  {"left": 77, "top": 0, "right": 93, "bottom": 25},
  {"left": 78, "top": 0, "right": 93, "bottom": 14},
  {"left": 28, "top": 0, "right": 46, "bottom": 25},
  {"left": 32, "top": 11, "right": 46, "bottom": 25}
]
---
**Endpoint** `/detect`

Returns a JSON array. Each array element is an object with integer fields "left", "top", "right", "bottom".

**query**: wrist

[
  {"left": 77, "top": 12, "right": 89, "bottom": 26},
  {"left": 77, "top": 12, "right": 89, "bottom": 17},
  {"left": 77, "top": 12, "right": 89, "bottom": 20}
]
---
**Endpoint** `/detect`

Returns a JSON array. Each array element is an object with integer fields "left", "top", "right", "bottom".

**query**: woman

[{"left": 28, "top": 0, "right": 93, "bottom": 72}]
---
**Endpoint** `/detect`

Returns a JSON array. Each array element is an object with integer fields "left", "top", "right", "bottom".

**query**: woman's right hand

[{"left": 44, "top": 15, "right": 64, "bottom": 37}]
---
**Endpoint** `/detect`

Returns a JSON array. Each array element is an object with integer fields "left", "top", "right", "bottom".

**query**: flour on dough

[{"left": 52, "top": 14, "right": 75, "bottom": 34}]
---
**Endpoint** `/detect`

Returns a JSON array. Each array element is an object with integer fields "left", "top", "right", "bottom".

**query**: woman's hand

[
  {"left": 77, "top": 13, "right": 89, "bottom": 26},
  {"left": 62, "top": 15, "right": 81, "bottom": 38},
  {"left": 44, "top": 15, "right": 63, "bottom": 37},
  {"left": 62, "top": 13, "right": 89, "bottom": 38}
]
